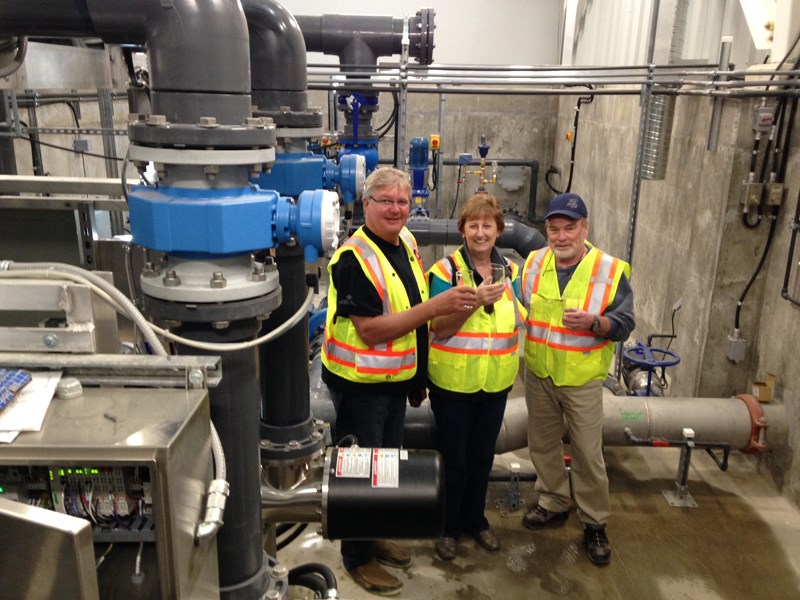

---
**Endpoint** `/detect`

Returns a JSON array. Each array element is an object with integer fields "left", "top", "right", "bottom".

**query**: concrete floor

[{"left": 279, "top": 444, "right": 800, "bottom": 599}]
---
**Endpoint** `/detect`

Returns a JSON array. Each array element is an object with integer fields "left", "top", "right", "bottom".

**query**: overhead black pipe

[
  {"left": 0, "top": 0, "right": 253, "bottom": 125},
  {"left": 243, "top": 0, "right": 313, "bottom": 117},
  {"left": 295, "top": 11, "right": 434, "bottom": 68},
  {"left": 407, "top": 215, "right": 546, "bottom": 257}
]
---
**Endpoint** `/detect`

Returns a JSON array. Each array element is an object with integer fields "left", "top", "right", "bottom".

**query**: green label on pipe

[{"left": 620, "top": 411, "right": 644, "bottom": 421}]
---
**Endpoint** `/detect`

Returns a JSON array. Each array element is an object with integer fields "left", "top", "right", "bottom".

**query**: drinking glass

[
  {"left": 455, "top": 269, "right": 473, "bottom": 287},
  {"left": 489, "top": 263, "right": 506, "bottom": 285}
]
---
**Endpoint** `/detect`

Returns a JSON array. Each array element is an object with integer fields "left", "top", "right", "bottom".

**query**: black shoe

[
  {"left": 435, "top": 537, "right": 457, "bottom": 561},
  {"left": 522, "top": 504, "right": 569, "bottom": 530},
  {"left": 583, "top": 524, "right": 612, "bottom": 565},
  {"left": 475, "top": 528, "right": 500, "bottom": 552}
]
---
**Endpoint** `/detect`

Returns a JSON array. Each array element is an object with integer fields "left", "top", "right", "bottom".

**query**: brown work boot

[
  {"left": 374, "top": 539, "right": 411, "bottom": 568},
  {"left": 346, "top": 558, "right": 403, "bottom": 596}
]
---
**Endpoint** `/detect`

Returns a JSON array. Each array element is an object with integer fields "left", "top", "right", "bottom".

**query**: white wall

[{"left": 277, "top": 0, "right": 562, "bottom": 65}]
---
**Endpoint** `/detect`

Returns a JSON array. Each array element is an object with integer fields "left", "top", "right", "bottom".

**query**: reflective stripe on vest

[
  {"left": 522, "top": 247, "right": 551, "bottom": 307},
  {"left": 524, "top": 320, "right": 608, "bottom": 352},
  {"left": 324, "top": 334, "right": 416, "bottom": 373},
  {"left": 431, "top": 330, "right": 518, "bottom": 355},
  {"left": 427, "top": 249, "right": 521, "bottom": 393},
  {"left": 523, "top": 248, "right": 618, "bottom": 352},
  {"left": 322, "top": 226, "right": 425, "bottom": 383},
  {"left": 341, "top": 235, "right": 391, "bottom": 314}
]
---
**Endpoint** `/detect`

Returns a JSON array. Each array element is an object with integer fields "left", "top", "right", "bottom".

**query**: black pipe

[
  {"left": 175, "top": 319, "right": 269, "bottom": 599},
  {"left": 0, "top": 98, "right": 17, "bottom": 175},
  {"left": 243, "top": 0, "right": 312, "bottom": 115},
  {"left": 296, "top": 11, "right": 434, "bottom": 66},
  {"left": 0, "top": 0, "right": 253, "bottom": 125},
  {"left": 288, "top": 563, "right": 338, "bottom": 591},
  {"left": 259, "top": 246, "right": 313, "bottom": 443},
  {"left": 406, "top": 216, "right": 546, "bottom": 257},
  {"left": 288, "top": 573, "right": 328, "bottom": 598},
  {"left": 781, "top": 191, "right": 800, "bottom": 307}
]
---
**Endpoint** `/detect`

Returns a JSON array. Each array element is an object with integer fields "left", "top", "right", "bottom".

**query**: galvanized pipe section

[
  {"left": 309, "top": 353, "right": 789, "bottom": 454},
  {"left": 707, "top": 36, "right": 734, "bottom": 152}
]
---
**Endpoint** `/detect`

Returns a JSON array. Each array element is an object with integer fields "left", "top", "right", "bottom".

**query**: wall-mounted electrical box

[{"left": 0, "top": 387, "right": 218, "bottom": 599}]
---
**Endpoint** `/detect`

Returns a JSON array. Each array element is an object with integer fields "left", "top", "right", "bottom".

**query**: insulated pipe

[
  {"left": 0, "top": 0, "right": 253, "bottom": 125},
  {"left": 406, "top": 216, "right": 546, "bottom": 257},
  {"left": 309, "top": 357, "right": 789, "bottom": 454}
]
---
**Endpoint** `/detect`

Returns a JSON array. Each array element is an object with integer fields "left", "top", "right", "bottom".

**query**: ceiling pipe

[
  {"left": 243, "top": 0, "right": 312, "bottom": 115},
  {"left": 295, "top": 11, "right": 434, "bottom": 69},
  {"left": 0, "top": 0, "right": 253, "bottom": 125}
]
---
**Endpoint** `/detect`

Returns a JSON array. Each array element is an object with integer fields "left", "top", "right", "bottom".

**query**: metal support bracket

[
  {"left": 662, "top": 428, "right": 698, "bottom": 508},
  {"left": 495, "top": 462, "right": 522, "bottom": 516},
  {"left": 624, "top": 426, "right": 731, "bottom": 508},
  {"left": 0, "top": 352, "right": 222, "bottom": 388}
]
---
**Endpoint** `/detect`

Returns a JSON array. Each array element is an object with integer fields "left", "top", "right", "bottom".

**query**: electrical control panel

[
  {"left": 0, "top": 465, "right": 155, "bottom": 542},
  {"left": 0, "top": 387, "right": 219, "bottom": 599}
]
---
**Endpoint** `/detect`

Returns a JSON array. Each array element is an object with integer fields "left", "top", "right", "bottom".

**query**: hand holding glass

[
  {"left": 456, "top": 270, "right": 473, "bottom": 287},
  {"left": 489, "top": 263, "right": 506, "bottom": 285}
]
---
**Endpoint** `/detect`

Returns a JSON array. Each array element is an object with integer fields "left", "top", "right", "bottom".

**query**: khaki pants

[{"left": 525, "top": 370, "right": 609, "bottom": 526}]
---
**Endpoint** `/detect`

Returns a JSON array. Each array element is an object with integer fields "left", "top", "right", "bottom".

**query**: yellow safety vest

[
  {"left": 521, "top": 245, "right": 630, "bottom": 387},
  {"left": 427, "top": 250, "right": 526, "bottom": 394},
  {"left": 322, "top": 226, "right": 428, "bottom": 383}
]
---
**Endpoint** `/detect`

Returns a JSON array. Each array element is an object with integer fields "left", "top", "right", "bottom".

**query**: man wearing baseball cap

[{"left": 520, "top": 192, "right": 635, "bottom": 565}]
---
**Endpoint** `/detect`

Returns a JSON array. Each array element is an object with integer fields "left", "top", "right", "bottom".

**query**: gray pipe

[
  {"left": 0, "top": 0, "right": 253, "bottom": 125},
  {"left": 310, "top": 355, "right": 788, "bottom": 454},
  {"left": 296, "top": 10, "right": 434, "bottom": 66},
  {"left": 406, "top": 216, "right": 546, "bottom": 257},
  {"left": 243, "top": 0, "right": 310, "bottom": 112}
]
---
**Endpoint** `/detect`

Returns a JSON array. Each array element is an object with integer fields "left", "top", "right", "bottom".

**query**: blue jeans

[
  {"left": 430, "top": 392, "right": 507, "bottom": 539},
  {"left": 330, "top": 387, "right": 407, "bottom": 569}
]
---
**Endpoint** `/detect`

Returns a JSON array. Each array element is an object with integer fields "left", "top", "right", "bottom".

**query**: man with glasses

[
  {"left": 322, "top": 167, "right": 476, "bottom": 596},
  {"left": 520, "top": 193, "right": 635, "bottom": 566}
]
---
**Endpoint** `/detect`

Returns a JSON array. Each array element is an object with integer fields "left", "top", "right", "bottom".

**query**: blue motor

[{"left": 409, "top": 137, "right": 430, "bottom": 210}]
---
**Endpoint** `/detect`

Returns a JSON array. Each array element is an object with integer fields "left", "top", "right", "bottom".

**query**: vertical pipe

[
  {"left": 98, "top": 88, "right": 125, "bottom": 236},
  {"left": 707, "top": 37, "right": 733, "bottom": 152},
  {"left": 394, "top": 17, "right": 410, "bottom": 170},
  {"left": 176, "top": 319, "right": 268, "bottom": 599},
  {"left": 0, "top": 93, "right": 17, "bottom": 175},
  {"left": 260, "top": 246, "right": 311, "bottom": 432},
  {"left": 435, "top": 87, "right": 446, "bottom": 218}
]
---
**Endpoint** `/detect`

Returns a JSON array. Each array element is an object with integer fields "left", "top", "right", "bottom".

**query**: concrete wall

[{"left": 550, "top": 90, "right": 800, "bottom": 507}]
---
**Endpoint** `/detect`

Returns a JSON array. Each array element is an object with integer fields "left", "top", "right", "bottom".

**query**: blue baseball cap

[{"left": 545, "top": 193, "right": 588, "bottom": 220}]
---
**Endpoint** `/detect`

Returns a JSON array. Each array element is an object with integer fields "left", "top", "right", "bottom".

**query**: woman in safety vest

[{"left": 427, "top": 194, "right": 526, "bottom": 561}]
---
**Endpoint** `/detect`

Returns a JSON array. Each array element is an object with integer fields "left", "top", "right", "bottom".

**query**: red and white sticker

[
  {"left": 371, "top": 448, "right": 399, "bottom": 488},
  {"left": 335, "top": 447, "right": 371, "bottom": 478}
]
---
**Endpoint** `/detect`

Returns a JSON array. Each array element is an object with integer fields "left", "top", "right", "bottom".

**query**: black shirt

[{"left": 322, "top": 226, "right": 429, "bottom": 394}]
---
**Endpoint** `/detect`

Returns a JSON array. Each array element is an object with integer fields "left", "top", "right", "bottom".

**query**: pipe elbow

[{"left": 242, "top": 0, "right": 307, "bottom": 93}]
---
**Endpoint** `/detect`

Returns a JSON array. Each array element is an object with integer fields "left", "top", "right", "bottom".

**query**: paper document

[{"left": 0, "top": 371, "right": 62, "bottom": 440}]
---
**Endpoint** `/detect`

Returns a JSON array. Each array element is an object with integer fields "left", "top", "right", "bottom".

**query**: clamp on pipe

[
  {"left": 736, "top": 394, "right": 769, "bottom": 453},
  {"left": 194, "top": 478, "right": 231, "bottom": 545}
]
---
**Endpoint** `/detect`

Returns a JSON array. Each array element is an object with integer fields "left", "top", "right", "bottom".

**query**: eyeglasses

[{"left": 368, "top": 196, "right": 410, "bottom": 209}]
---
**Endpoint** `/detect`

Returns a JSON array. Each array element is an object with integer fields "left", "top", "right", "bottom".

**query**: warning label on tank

[
  {"left": 371, "top": 448, "right": 399, "bottom": 488},
  {"left": 336, "top": 447, "right": 371, "bottom": 478}
]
